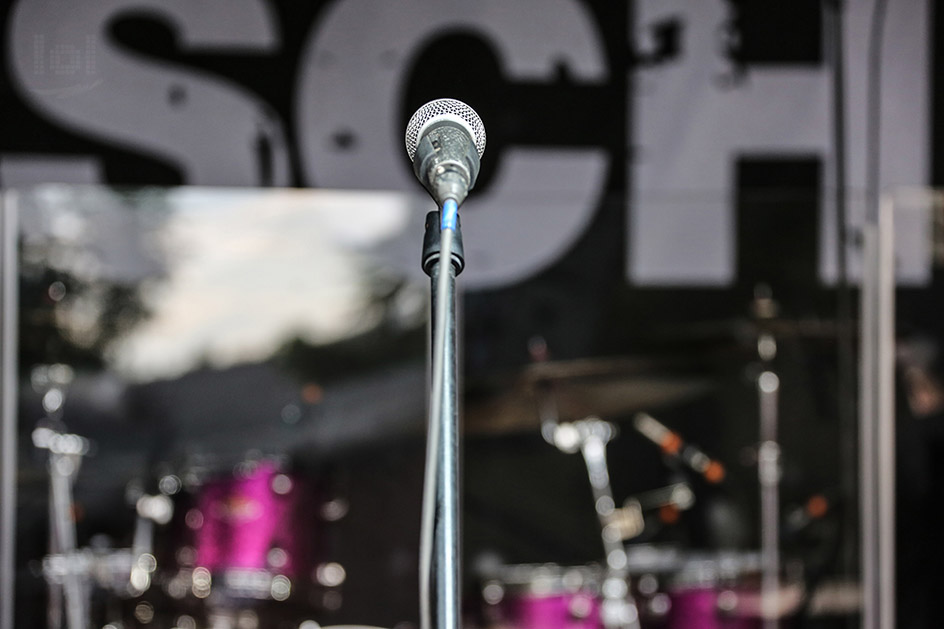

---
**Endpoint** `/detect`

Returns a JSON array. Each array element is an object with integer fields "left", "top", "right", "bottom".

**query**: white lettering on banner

[
  {"left": 8, "top": 0, "right": 291, "bottom": 186},
  {"left": 295, "top": 0, "right": 609, "bottom": 289},
  {"left": 631, "top": 0, "right": 930, "bottom": 286}
]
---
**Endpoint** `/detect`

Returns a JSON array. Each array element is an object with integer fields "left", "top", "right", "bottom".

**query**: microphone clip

[{"left": 422, "top": 211, "right": 465, "bottom": 277}]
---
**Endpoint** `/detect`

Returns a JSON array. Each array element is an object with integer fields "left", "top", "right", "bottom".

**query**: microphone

[
  {"left": 633, "top": 413, "right": 726, "bottom": 484},
  {"left": 404, "top": 98, "right": 486, "bottom": 207}
]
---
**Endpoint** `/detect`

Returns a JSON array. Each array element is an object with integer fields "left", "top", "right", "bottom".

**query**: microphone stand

[{"left": 420, "top": 203, "right": 464, "bottom": 629}]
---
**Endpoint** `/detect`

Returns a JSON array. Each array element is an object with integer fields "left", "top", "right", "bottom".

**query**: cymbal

[
  {"left": 653, "top": 317, "right": 845, "bottom": 345},
  {"left": 463, "top": 356, "right": 711, "bottom": 435}
]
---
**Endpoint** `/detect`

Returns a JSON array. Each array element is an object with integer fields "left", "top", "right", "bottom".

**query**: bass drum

[
  {"left": 161, "top": 459, "right": 318, "bottom": 598},
  {"left": 663, "top": 552, "right": 799, "bottom": 629}
]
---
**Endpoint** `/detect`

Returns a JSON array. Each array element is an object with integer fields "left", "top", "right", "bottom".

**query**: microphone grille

[{"left": 405, "top": 98, "right": 486, "bottom": 161}]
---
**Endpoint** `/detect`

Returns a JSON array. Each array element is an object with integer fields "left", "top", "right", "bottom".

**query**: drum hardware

[
  {"left": 756, "top": 339, "right": 781, "bottom": 629},
  {"left": 662, "top": 293, "right": 791, "bottom": 628},
  {"left": 164, "top": 565, "right": 308, "bottom": 603},
  {"left": 470, "top": 309, "right": 841, "bottom": 629},
  {"left": 804, "top": 577, "right": 862, "bottom": 617},
  {"left": 519, "top": 340, "right": 804, "bottom": 628},
  {"left": 33, "top": 362, "right": 89, "bottom": 629},
  {"left": 784, "top": 493, "right": 833, "bottom": 537},
  {"left": 30, "top": 364, "right": 187, "bottom": 629},
  {"left": 605, "top": 482, "right": 697, "bottom": 545},
  {"left": 32, "top": 363, "right": 179, "bottom": 629},
  {"left": 544, "top": 417, "right": 641, "bottom": 629},
  {"left": 129, "top": 493, "right": 174, "bottom": 594},
  {"left": 589, "top": 481, "right": 696, "bottom": 548},
  {"left": 630, "top": 483, "right": 695, "bottom": 514},
  {"left": 525, "top": 347, "right": 705, "bottom": 628},
  {"left": 632, "top": 413, "right": 726, "bottom": 485},
  {"left": 603, "top": 500, "right": 645, "bottom": 544},
  {"left": 42, "top": 546, "right": 158, "bottom": 597},
  {"left": 39, "top": 481, "right": 174, "bottom": 622}
]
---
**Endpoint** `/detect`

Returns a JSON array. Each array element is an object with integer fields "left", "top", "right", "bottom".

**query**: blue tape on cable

[{"left": 441, "top": 199, "right": 458, "bottom": 231}]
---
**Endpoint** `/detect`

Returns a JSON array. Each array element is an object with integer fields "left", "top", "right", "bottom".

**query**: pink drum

[
  {"left": 663, "top": 553, "right": 793, "bottom": 629},
  {"left": 187, "top": 460, "right": 310, "bottom": 578},
  {"left": 667, "top": 587, "right": 760, "bottom": 629},
  {"left": 502, "top": 592, "right": 601, "bottom": 629},
  {"left": 480, "top": 564, "right": 603, "bottom": 629}
]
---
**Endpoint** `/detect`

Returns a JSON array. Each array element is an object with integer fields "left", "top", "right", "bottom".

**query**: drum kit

[
  {"left": 459, "top": 306, "right": 853, "bottom": 629},
  {"left": 26, "top": 310, "right": 852, "bottom": 629},
  {"left": 29, "top": 366, "right": 355, "bottom": 629},
  {"left": 460, "top": 334, "right": 802, "bottom": 629}
]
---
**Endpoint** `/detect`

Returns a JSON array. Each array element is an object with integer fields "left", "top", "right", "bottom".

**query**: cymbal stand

[
  {"left": 547, "top": 417, "right": 641, "bottom": 629},
  {"left": 29, "top": 365, "right": 87, "bottom": 629},
  {"left": 34, "top": 425, "right": 90, "bottom": 629},
  {"left": 756, "top": 332, "right": 781, "bottom": 629},
  {"left": 128, "top": 493, "right": 174, "bottom": 594},
  {"left": 31, "top": 366, "right": 170, "bottom": 629},
  {"left": 40, "top": 491, "right": 169, "bottom": 628}
]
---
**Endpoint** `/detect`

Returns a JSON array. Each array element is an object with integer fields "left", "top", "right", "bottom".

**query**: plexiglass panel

[{"left": 2, "top": 185, "right": 434, "bottom": 627}]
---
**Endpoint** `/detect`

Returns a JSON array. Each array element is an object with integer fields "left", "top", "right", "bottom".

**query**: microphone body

[
  {"left": 633, "top": 412, "right": 726, "bottom": 484},
  {"left": 405, "top": 99, "right": 486, "bottom": 208},
  {"left": 411, "top": 122, "right": 480, "bottom": 207}
]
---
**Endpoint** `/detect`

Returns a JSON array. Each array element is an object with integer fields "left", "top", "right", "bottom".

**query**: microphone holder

[
  {"left": 421, "top": 209, "right": 464, "bottom": 629},
  {"left": 422, "top": 210, "right": 465, "bottom": 277}
]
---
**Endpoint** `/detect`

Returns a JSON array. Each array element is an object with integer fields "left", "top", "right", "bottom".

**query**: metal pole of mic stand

[{"left": 421, "top": 206, "right": 464, "bottom": 629}]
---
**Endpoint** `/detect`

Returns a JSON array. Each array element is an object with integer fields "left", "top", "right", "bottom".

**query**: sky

[{"left": 19, "top": 185, "right": 428, "bottom": 381}]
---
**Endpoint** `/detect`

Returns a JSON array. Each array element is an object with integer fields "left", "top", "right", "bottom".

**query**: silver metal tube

[
  {"left": 429, "top": 228, "right": 460, "bottom": 629},
  {"left": 47, "top": 477, "right": 62, "bottom": 629},
  {"left": 49, "top": 455, "right": 77, "bottom": 561},
  {"left": 758, "top": 371, "right": 780, "bottom": 629},
  {"left": 580, "top": 429, "right": 623, "bottom": 562},
  {"left": 0, "top": 191, "right": 18, "bottom": 629},
  {"left": 860, "top": 222, "right": 877, "bottom": 629},
  {"left": 859, "top": 194, "right": 896, "bottom": 629},
  {"left": 876, "top": 195, "right": 896, "bottom": 629},
  {"left": 49, "top": 454, "right": 86, "bottom": 629},
  {"left": 576, "top": 420, "right": 639, "bottom": 629}
]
